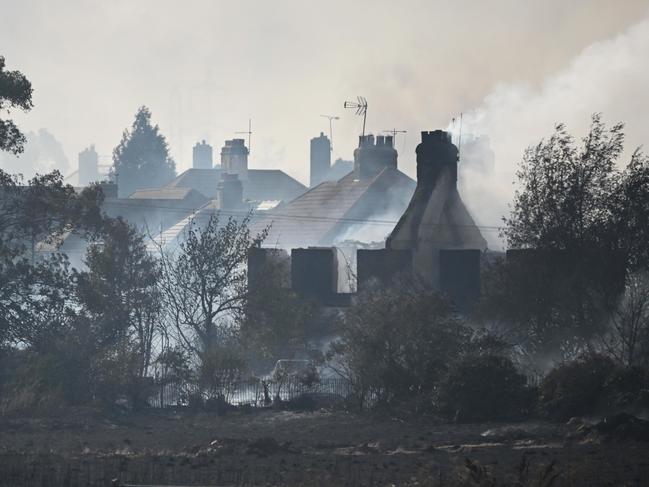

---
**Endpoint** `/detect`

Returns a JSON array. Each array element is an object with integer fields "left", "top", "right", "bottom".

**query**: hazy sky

[{"left": 2, "top": 0, "right": 649, "bottom": 245}]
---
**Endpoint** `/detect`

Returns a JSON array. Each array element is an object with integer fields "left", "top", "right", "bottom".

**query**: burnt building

[
  {"left": 310, "top": 132, "right": 331, "bottom": 187},
  {"left": 386, "top": 130, "right": 487, "bottom": 301},
  {"left": 356, "top": 248, "right": 412, "bottom": 291},
  {"left": 291, "top": 248, "right": 338, "bottom": 300},
  {"left": 192, "top": 140, "right": 213, "bottom": 169}
]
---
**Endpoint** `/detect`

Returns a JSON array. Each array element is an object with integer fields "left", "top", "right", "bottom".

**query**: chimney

[
  {"left": 309, "top": 132, "right": 331, "bottom": 187},
  {"left": 221, "top": 139, "right": 249, "bottom": 180},
  {"left": 417, "top": 130, "right": 458, "bottom": 187},
  {"left": 78, "top": 145, "right": 99, "bottom": 186},
  {"left": 217, "top": 173, "right": 244, "bottom": 210},
  {"left": 192, "top": 140, "right": 213, "bottom": 169},
  {"left": 353, "top": 133, "right": 397, "bottom": 180}
]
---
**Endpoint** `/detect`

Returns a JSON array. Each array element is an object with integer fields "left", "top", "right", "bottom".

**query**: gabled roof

[
  {"left": 254, "top": 168, "right": 415, "bottom": 247},
  {"left": 165, "top": 168, "right": 307, "bottom": 203},
  {"left": 166, "top": 169, "right": 220, "bottom": 199},
  {"left": 128, "top": 187, "right": 199, "bottom": 200},
  {"left": 246, "top": 169, "right": 307, "bottom": 202}
]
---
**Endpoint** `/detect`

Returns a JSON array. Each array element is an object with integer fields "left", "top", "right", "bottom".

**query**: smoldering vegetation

[{"left": 1, "top": 116, "right": 649, "bottom": 485}]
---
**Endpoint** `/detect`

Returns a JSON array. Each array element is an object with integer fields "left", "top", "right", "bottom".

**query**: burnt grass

[{"left": 0, "top": 408, "right": 648, "bottom": 486}]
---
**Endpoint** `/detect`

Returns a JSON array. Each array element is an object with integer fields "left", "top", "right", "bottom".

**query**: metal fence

[{"left": 148, "top": 377, "right": 353, "bottom": 408}]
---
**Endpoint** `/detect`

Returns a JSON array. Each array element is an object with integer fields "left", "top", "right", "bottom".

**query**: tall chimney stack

[
  {"left": 217, "top": 173, "right": 244, "bottom": 210},
  {"left": 221, "top": 139, "right": 249, "bottom": 180},
  {"left": 310, "top": 132, "right": 331, "bottom": 187},
  {"left": 192, "top": 140, "right": 213, "bottom": 169}
]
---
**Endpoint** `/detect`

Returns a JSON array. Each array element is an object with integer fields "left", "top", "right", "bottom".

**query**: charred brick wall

[
  {"left": 356, "top": 248, "right": 412, "bottom": 291},
  {"left": 291, "top": 248, "right": 338, "bottom": 301},
  {"left": 439, "top": 249, "right": 481, "bottom": 309}
]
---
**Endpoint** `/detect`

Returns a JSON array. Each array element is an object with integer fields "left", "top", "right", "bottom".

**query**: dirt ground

[{"left": 0, "top": 407, "right": 648, "bottom": 486}]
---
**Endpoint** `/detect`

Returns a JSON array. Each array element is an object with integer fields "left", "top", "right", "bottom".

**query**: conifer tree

[{"left": 112, "top": 106, "right": 176, "bottom": 197}]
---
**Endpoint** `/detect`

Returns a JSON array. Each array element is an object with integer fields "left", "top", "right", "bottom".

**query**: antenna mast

[
  {"left": 319, "top": 114, "right": 339, "bottom": 152},
  {"left": 344, "top": 96, "right": 368, "bottom": 142},
  {"left": 235, "top": 118, "right": 253, "bottom": 153}
]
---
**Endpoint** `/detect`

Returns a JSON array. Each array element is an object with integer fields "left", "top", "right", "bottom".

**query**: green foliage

[
  {"left": 437, "top": 355, "right": 535, "bottom": 422},
  {"left": 241, "top": 254, "right": 315, "bottom": 366},
  {"left": 0, "top": 251, "right": 75, "bottom": 350},
  {"left": 76, "top": 217, "right": 161, "bottom": 377},
  {"left": 479, "top": 251, "right": 622, "bottom": 360},
  {"left": 611, "top": 151, "right": 649, "bottom": 271},
  {"left": 505, "top": 114, "right": 622, "bottom": 251},
  {"left": 0, "top": 56, "right": 33, "bottom": 154},
  {"left": 198, "top": 340, "right": 247, "bottom": 405},
  {"left": 112, "top": 106, "right": 176, "bottom": 197},
  {"left": 538, "top": 353, "right": 617, "bottom": 420},
  {"left": 485, "top": 115, "right": 649, "bottom": 360},
  {"left": 0, "top": 169, "right": 104, "bottom": 253},
  {"left": 330, "top": 278, "right": 471, "bottom": 411}
]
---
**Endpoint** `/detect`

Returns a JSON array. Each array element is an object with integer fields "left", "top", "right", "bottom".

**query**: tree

[
  {"left": 505, "top": 114, "right": 622, "bottom": 251},
  {"left": 157, "top": 213, "right": 267, "bottom": 362},
  {"left": 613, "top": 151, "right": 649, "bottom": 271},
  {"left": 485, "top": 115, "right": 646, "bottom": 360},
  {"left": 112, "top": 106, "right": 176, "bottom": 197},
  {"left": 0, "top": 56, "right": 33, "bottom": 154},
  {"left": 0, "top": 170, "right": 103, "bottom": 347},
  {"left": 76, "top": 217, "right": 162, "bottom": 377},
  {"left": 0, "top": 169, "right": 104, "bottom": 258},
  {"left": 240, "top": 253, "right": 316, "bottom": 369},
  {"left": 599, "top": 272, "right": 649, "bottom": 368},
  {"left": 329, "top": 278, "right": 471, "bottom": 411},
  {"left": 0, "top": 251, "right": 75, "bottom": 351}
]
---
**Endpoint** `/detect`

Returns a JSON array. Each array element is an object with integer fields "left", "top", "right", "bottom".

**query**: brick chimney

[
  {"left": 416, "top": 130, "right": 458, "bottom": 187},
  {"left": 220, "top": 139, "right": 249, "bottom": 180},
  {"left": 352, "top": 134, "right": 397, "bottom": 180},
  {"left": 310, "top": 132, "right": 331, "bottom": 187},
  {"left": 217, "top": 173, "right": 244, "bottom": 210},
  {"left": 192, "top": 140, "right": 213, "bottom": 169}
]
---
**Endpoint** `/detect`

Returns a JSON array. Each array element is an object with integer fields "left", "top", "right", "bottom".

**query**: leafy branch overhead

[{"left": 0, "top": 56, "right": 34, "bottom": 154}]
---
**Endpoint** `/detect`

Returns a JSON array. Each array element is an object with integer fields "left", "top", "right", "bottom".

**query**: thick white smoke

[{"left": 454, "top": 15, "right": 649, "bottom": 250}]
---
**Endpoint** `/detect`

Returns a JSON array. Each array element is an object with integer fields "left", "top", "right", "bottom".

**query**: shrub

[
  {"left": 538, "top": 353, "right": 616, "bottom": 420},
  {"left": 602, "top": 366, "right": 649, "bottom": 409},
  {"left": 437, "top": 355, "right": 535, "bottom": 422},
  {"left": 330, "top": 278, "right": 470, "bottom": 412}
]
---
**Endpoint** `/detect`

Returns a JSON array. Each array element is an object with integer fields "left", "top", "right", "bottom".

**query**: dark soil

[{"left": 0, "top": 408, "right": 648, "bottom": 486}]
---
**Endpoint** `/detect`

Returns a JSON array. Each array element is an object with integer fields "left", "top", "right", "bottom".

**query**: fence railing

[{"left": 148, "top": 377, "right": 353, "bottom": 408}]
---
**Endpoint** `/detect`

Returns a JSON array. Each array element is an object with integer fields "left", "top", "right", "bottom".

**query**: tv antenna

[
  {"left": 319, "top": 114, "right": 339, "bottom": 152},
  {"left": 344, "top": 96, "right": 368, "bottom": 139},
  {"left": 235, "top": 118, "right": 253, "bottom": 153}
]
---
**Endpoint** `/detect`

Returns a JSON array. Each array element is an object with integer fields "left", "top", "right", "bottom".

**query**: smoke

[
  {"left": 333, "top": 181, "right": 415, "bottom": 246},
  {"left": 451, "top": 15, "right": 649, "bottom": 250},
  {"left": 0, "top": 128, "right": 70, "bottom": 178}
]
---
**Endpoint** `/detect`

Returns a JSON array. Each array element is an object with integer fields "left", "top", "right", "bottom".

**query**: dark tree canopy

[
  {"left": 482, "top": 115, "right": 649, "bottom": 361},
  {"left": 76, "top": 217, "right": 162, "bottom": 377},
  {"left": 112, "top": 106, "right": 176, "bottom": 197},
  {"left": 504, "top": 114, "right": 622, "bottom": 251},
  {"left": 0, "top": 56, "right": 33, "bottom": 155}
]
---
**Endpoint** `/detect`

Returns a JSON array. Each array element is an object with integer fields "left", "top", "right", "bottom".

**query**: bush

[
  {"left": 538, "top": 353, "right": 616, "bottom": 420},
  {"left": 602, "top": 366, "right": 649, "bottom": 410},
  {"left": 437, "top": 355, "right": 535, "bottom": 422},
  {"left": 330, "top": 279, "right": 470, "bottom": 412}
]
